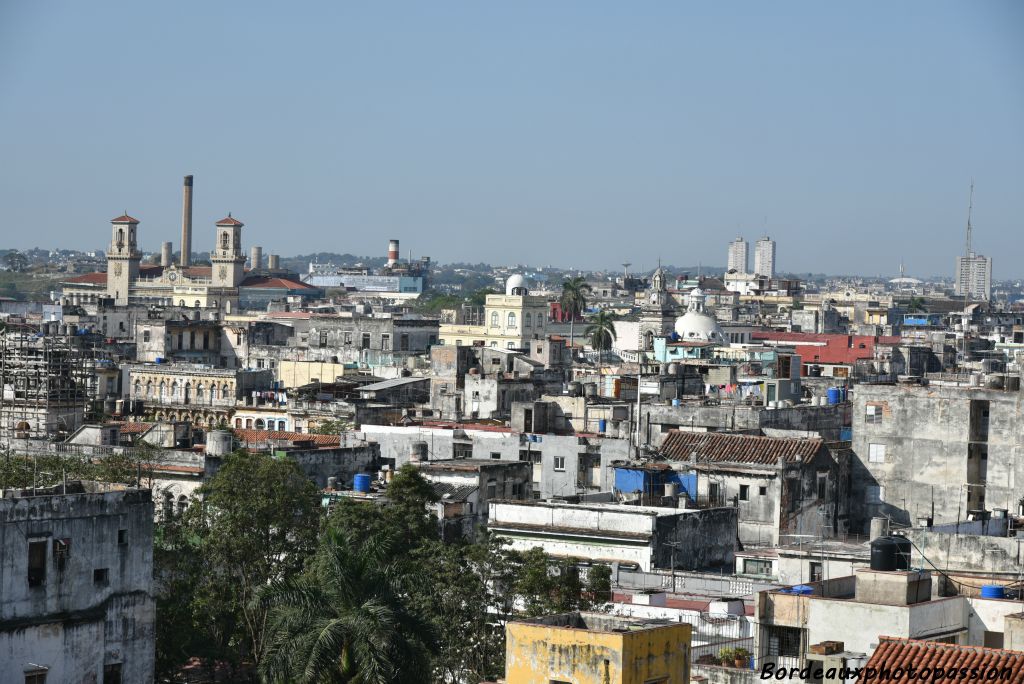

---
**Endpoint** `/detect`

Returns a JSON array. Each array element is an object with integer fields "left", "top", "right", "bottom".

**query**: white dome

[
  {"left": 673, "top": 288, "right": 726, "bottom": 344},
  {"left": 505, "top": 274, "right": 528, "bottom": 295}
]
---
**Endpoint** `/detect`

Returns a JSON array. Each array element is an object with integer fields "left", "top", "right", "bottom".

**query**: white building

[
  {"left": 955, "top": 253, "right": 992, "bottom": 300},
  {"left": 754, "top": 236, "right": 776, "bottom": 278},
  {"left": 0, "top": 482, "right": 155, "bottom": 682},
  {"left": 727, "top": 237, "right": 749, "bottom": 273}
]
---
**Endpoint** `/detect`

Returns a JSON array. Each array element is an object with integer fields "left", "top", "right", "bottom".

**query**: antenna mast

[{"left": 965, "top": 180, "right": 974, "bottom": 257}]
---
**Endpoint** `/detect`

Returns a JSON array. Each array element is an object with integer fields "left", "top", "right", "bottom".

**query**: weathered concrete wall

[
  {"left": 851, "top": 384, "right": 1024, "bottom": 532},
  {"left": 0, "top": 485, "right": 155, "bottom": 681},
  {"left": 290, "top": 444, "right": 381, "bottom": 488},
  {"left": 902, "top": 527, "right": 1023, "bottom": 575},
  {"left": 655, "top": 506, "right": 737, "bottom": 571}
]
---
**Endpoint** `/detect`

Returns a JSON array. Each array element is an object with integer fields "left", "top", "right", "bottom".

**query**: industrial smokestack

[
  {"left": 160, "top": 242, "right": 173, "bottom": 267},
  {"left": 267, "top": 254, "right": 279, "bottom": 270},
  {"left": 180, "top": 175, "right": 193, "bottom": 267},
  {"left": 387, "top": 239, "right": 399, "bottom": 267},
  {"left": 250, "top": 246, "right": 263, "bottom": 271}
]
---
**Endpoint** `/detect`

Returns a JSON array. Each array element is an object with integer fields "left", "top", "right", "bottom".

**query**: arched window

[
  {"left": 234, "top": 418, "right": 242, "bottom": 428},
  {"left": 211, "top": 384, "right": 219, "bottom": 401},
  {"left": 194, "top": 300, "right": 201, "bottom": 308},
  {"left": 221, "top": 233, "right": 230, "bottom": 250},
  {"left": 277, "top": 420, "right": 286, "bottom": 431},
  {"left": 133, "top": 381, "right": 141, "bottom": 397},
  {"left": 116, "top": 229, "right": 124, "bottom": 247},
  {"left": 245, "top": 418, "right": 253, "bottom": 429},
  {"left": 145, "top": 381, "right": 153, "bottom": 398},
  {"left": 162, "top": 491, "right": 174, "bottom": 519},
  {"left": 490, "top": 311, "right": 499, "bottom": 327},
  {"left": 170, "top": 382, "right": 179, "bottom": 402},
  {"left": 179, "top": 300, "right": 185, "bottom": 307},
  {"left": 177, "top": 495, "right": 188, "bottom": 515},
  {"left": 525, "top": 313, "right": 532, "bottom": 328},
  {"left": 222, "top": 384, "right": 230, "bottom": 400},
  {"left": 183, "top": 383, "right": 191, "bottom": 404},
  {"left": 159, "top": 381, "right": 166, "bottom": 401},
  {"left": 195, "top": 384, "right": 204, "bottom": 403},
  {"left": 507, "top": 312, "right": 517, "bottom": 329},
  {"left": 536, "top": 316, "right": 543, "bottom": 329},
  {"left": 254, "top": 418, "right": 263, "bottom": 429}
]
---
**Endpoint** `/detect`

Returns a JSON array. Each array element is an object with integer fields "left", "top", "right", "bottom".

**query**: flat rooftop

[{"left": 517, "top": 611, "right": 676, "bottom": 633}]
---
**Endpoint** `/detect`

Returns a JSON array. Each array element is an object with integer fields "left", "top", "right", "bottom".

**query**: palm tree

[
  {"left": 259, "top": 529, "right": 433, "bottom": 684},
  {"left": 907, "top": 296, "right": 927, "bottom": 314},
  {"left": 560, "top": 276, "right": 592, "bottom": 353},
  {"left": 585, "top": 310, "right": 617, "bottom": 354}
]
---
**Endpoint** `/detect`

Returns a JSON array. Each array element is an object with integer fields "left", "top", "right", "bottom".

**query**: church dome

[
  {"left": 673, "top": 288, "right": 726, "bottom": 344},
  {"left": 506, "top": 274, "right": 528, "bottom": 295}
]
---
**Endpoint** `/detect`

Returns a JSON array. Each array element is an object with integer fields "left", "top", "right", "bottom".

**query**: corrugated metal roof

[
  {"left": 659, "top": 430, "right": 823, "bottom": 465},
  {"left": 865, "top": 637, "right": 1024, "bottom": 683},
  {"left": 359, "top": 376, "right": 429, "bottom": 392}
]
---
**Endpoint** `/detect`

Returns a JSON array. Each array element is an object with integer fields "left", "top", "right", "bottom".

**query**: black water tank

[{"left": 870, "top": 536, "right": 911, "bottom": 571}]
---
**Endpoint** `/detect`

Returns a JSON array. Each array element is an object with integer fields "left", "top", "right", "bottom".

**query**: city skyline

[{"left": 1, "top": 2, "right": 1022, "bottom": 277}]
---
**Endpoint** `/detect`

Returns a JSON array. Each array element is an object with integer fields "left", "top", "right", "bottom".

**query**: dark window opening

[
  {"left": 53, "top": 538, "right": 70, "bottom": 573},
  {"left": 759, "top": 485, "right": 767, "bottom": 496},
  {"left": 94, "top": 568, "right": 110, "bottom": 586},
  {"left": 28, "top": 540, "right": 47, "bottom": 587},
  {"left": 739, "top": 485, "right": 749, "bottom": 501},
  {"left": 118, "top": 529, "right": 127, "bottom": 545},
  {"left": 810, "top": 561, "right": 823, "bottom": 582},
  {"left": 103, "top": 663, "right": 122, "bottom": 684}
]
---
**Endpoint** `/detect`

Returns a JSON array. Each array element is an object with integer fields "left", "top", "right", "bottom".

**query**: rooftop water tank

[
  {"left": 353, "top": 473, "right": 371, "bottom": 493},
  {"left": 981, "top": 584, "right": 1006, "bottom": 599},
  {"left": 827, "top": 387, "right": 842, "bottom": 405},
  {"left": 870, "top": 536, "right": 911, "bottom": 572}
]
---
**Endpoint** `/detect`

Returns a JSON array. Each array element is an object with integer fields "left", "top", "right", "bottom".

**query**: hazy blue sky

[{"left": 1, "top": 2, "right": 1021, "bottom": 277}]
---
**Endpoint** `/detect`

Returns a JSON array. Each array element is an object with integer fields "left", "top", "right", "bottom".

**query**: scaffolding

[{"left": 0, "top": 322, "right": 95, "bottom": 448}]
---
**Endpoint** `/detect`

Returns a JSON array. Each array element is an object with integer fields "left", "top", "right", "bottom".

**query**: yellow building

[
  {"left": 439, "top": 275, "right": 549, "bottom": 350},
  {"left": 504, "top": 612, "right": 691, "bottom": 684}
]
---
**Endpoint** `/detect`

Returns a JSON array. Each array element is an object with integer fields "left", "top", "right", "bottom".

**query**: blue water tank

[
  {"left": 790, "top": 585, "right": 814, "bottom": 595},
  {"left": 353, "top": 473, "right": 371, "bottom": 493},
  {"left": 672, "top": 398, "right": 681, "bottom": 406},
  {"left": 155, "top": 357, "right": 164, "bottom": 364},
  {"left": 981, "top": 584, "right": 1006, "bottom": 599},
  {"left": 598, "top": 419, "right": 607, "bottom": 433},
  {"left": 827, "top": 387, "right": 841, "bottom": 405}
]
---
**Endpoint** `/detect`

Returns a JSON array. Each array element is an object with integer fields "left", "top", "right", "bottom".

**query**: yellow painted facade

[
  {"left": 439, "top": 293, "right": 549, "bottom": 349},
  {"left": 505, "top": 613, "right": 691, "bottom": 684}
]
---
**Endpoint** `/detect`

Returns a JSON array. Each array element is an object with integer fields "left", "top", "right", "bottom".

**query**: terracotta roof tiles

[
  {"left": 111, "top": 214, "right": 140, "bottom": 223},
  {"left": 233, "top": 429, "right": 341, "bottom": 447},
  {"left": 659, "top": 430, "right": 823, "bottom": 465},
  {"left": 865, "top": 637, "right": 1024, "bottom": 683}
]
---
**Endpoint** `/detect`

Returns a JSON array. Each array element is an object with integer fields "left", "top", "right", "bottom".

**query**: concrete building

[
  {"left": 728, "top": 236, "right": 749, "bottom": 274},
  {"left": 504, "top": 612, "right": 692, "bottom": 684},
  {"left": 0, "top": 482, "right": 155, "bottom": 682},
  {"left": 754, "top": 236, "right": 776, "bottom": 278},
  {"left": 414, "top": 458, "right": 533, "bottom": 538},
  {"left": 488, "top": 500, "right": 737, "bottom": 572},
  {"left": 955, "top": 253, "right": 992, "bottom": 301},
  {"left": 658, "top": 431, "right": 850, "bottom": 546},
  {"left": 850, "top": 382, "right": 1024, "bottom": 532}
]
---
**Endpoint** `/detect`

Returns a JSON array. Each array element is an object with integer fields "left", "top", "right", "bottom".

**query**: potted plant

[
  {"left": 733, "top": 648, "right": 751, "bottom": 668},
  {"left": 718, "top": 648, "right": 735, "bottom": 667}
]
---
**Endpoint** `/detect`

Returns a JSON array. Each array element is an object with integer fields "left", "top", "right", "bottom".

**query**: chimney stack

[
  {"left": 250, "top": 246, "right": 263, "bottom": 271},
  {"left": 267, "top": 254, "right": 279, "bottom": 270},
  {"left": 160, "top": 242, "right": 173, "bottom": 267},
  {"left": 180, "top": 175, "right": 193, "bottom": 267},
  {"left": 387, "top": 239, "right": 399, "bottom": 267}
]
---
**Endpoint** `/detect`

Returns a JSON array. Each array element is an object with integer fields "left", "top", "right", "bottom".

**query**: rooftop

[
  {"left": 516, "top": 611, "right": 680, "bottom": 634},
  {"left": 865, "top": 637, "right": 1024, "bottom": 683},
  {"left": 660, "top": 430, "right": 823, "bottom": 465}
]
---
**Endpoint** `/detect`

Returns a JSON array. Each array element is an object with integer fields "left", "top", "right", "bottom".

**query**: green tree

[
  {"left": 310, "top": 418, "right": 354, "bottom": 435},
  {"left": 907, "top": 296, "right": 927, "bottom": 314},
  {"left": 2, "top": 250, "right": 28, "bottom": 272},
  {"left": 584, "top": 310, "right": 617, "bottom": 353},
  {"left": 585, "top": 564, "right": 613, "bottom": 606},
  {"left": 259, "top": 528, "right": 433, "bottom": 684},
  {"left": 468, "top": 287, "right": 498, "bottom": 307},
  {"left": 560, "top": 276, "right": 592, "bottom": 352},
  {"left": 175, "top": 451, "right": 321, "bottom": 667}
]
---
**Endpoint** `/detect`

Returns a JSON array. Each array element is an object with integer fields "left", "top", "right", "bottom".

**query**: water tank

[
  {"left": 410, "top": 441, "right": 428, "bottom": 462},
  {"left": 664, "top": 482, "right": 678, "bottom": 498},
  {"left": 205, "top": 430, "right": 233, "bottom": 456},
  {"left": 672, "top": 398, "right": 681, "bottom": 407},
  {"left": 326, "top": 476, "right": 337, "bottom": 491},
  {"left": 567, "top": 382, "right": 583, "bottom": 397},
  {"left": 598, "top": 418, "right": 607, "bottom": 433},
  {"left": 981, "top": 584, "right": 1006, "bottom": 599},
  {"left": 870, "top": 536, "right": 911, "bottom": 571},
  {"left": 827, "top": 387, "right": 842, "bottom": 405},
  {"left": 353, "top": 473, "right": 371, "bottom": 493}
]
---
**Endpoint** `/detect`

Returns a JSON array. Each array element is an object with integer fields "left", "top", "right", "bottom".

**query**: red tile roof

[
  {"left": 65, "top": 272, "right": 108, "bottom": 284},
  {"left": 240, "top": 275, "right": 317, "bottom": 290},
  {"left": 233, "top": 429, "right": 341, "bottom": 447},
  {"left": 111, "top": 214, "right": 140, "bottom": 223},
  {"left": 110, "top": 421, "right": 154, "bottom": 434},
  {"left": 216, "top": 215, "right": 244, "bottom": 226},
  {"left": 660, "top": 430, "right": 823, "bottom": 465},
  {"left": 865, "top": 637, "right": 1024, "bottom": 683},
  {"left": 751, "top": 332, "right": 899, "bottom": 369}
]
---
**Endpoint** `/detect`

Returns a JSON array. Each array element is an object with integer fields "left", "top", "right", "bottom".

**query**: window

[
  {"left": 866, "top": 485, "right": 884, "bottom": 503},
  {"left": 490, "top": 452, "right": 501, "bottom": 460},
  {"left": 758, "top": 485, "right": 767, "bottom": 496},
  {"left": 525, "top": 313, "right": 532, "bottom": 328},
  {"left": 53, "top": 539, "right": 70, "bottom": 573},
  {"left": 118, "top": 529, "right": 127, "bottom": 545},
  {"left": 361, "top": 333, "right": 371, "bottom": 349},
  {"left": 381, "top": 334, "right": 391, "bottom": 351},
  {"left": 817, "top": 473, "right": 827, "bottom": 500},
  {"left": 507, "top": 312, "right": 517, "bottom": 329},
  {"left": 103, "top": 663, "right": 122, "bottom": 684},
  {"left": 809, "top": 561, "right": 823, "bottom": 582},
  {"left": 490, "top": 311, "right": 499, "bottom": 327},
  {"left": 739, "top": 484, "right": 749, "bottom": 501},
  {"left": 507, "top": 342, "right": 515, "bottom": 349},
  {"left": 512, "top": 483, "right": 523, "bottom": 498},
  {"left": 553, "top": 456, "right": 566, "bottom": 471},
  {"left": 869, "top": 443, "right": 886, "bottom": 463},
  {"left": 93, "top": 568, "right": 110, "bottom": 586},
  {"left": 28, "top": 540, "right": 46, "bottom": 587},
  {"left": 766, "top": 625, "right": 802, "bottom": 657},
  {"left": 343, "top": 331, "right": 352, "bottom": 345},
  {"left": 486, "top": 480, "right": 497, "bottom": 499},
  {"left": 866, "top": 403, "right": 882, "bottom": 424},
  {"left": 143, "top": 329, "right": 150, "bottom": 343},
  {"left": 24, "top": 672, "right": 47, "bottom": 684},
  {"left": 743, "top": 558, "right": 773, "bottom": 575},
  {"left": 400, "top": 333, "right": 409, "bottom": 351}
]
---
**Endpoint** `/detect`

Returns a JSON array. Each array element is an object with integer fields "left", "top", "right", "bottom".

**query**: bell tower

[
  {"left": 210, "top": 214, "right": 246, "bottom": 288},
  {"left": 106, "top": 213, "right": 141, "bottom": 305}
]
